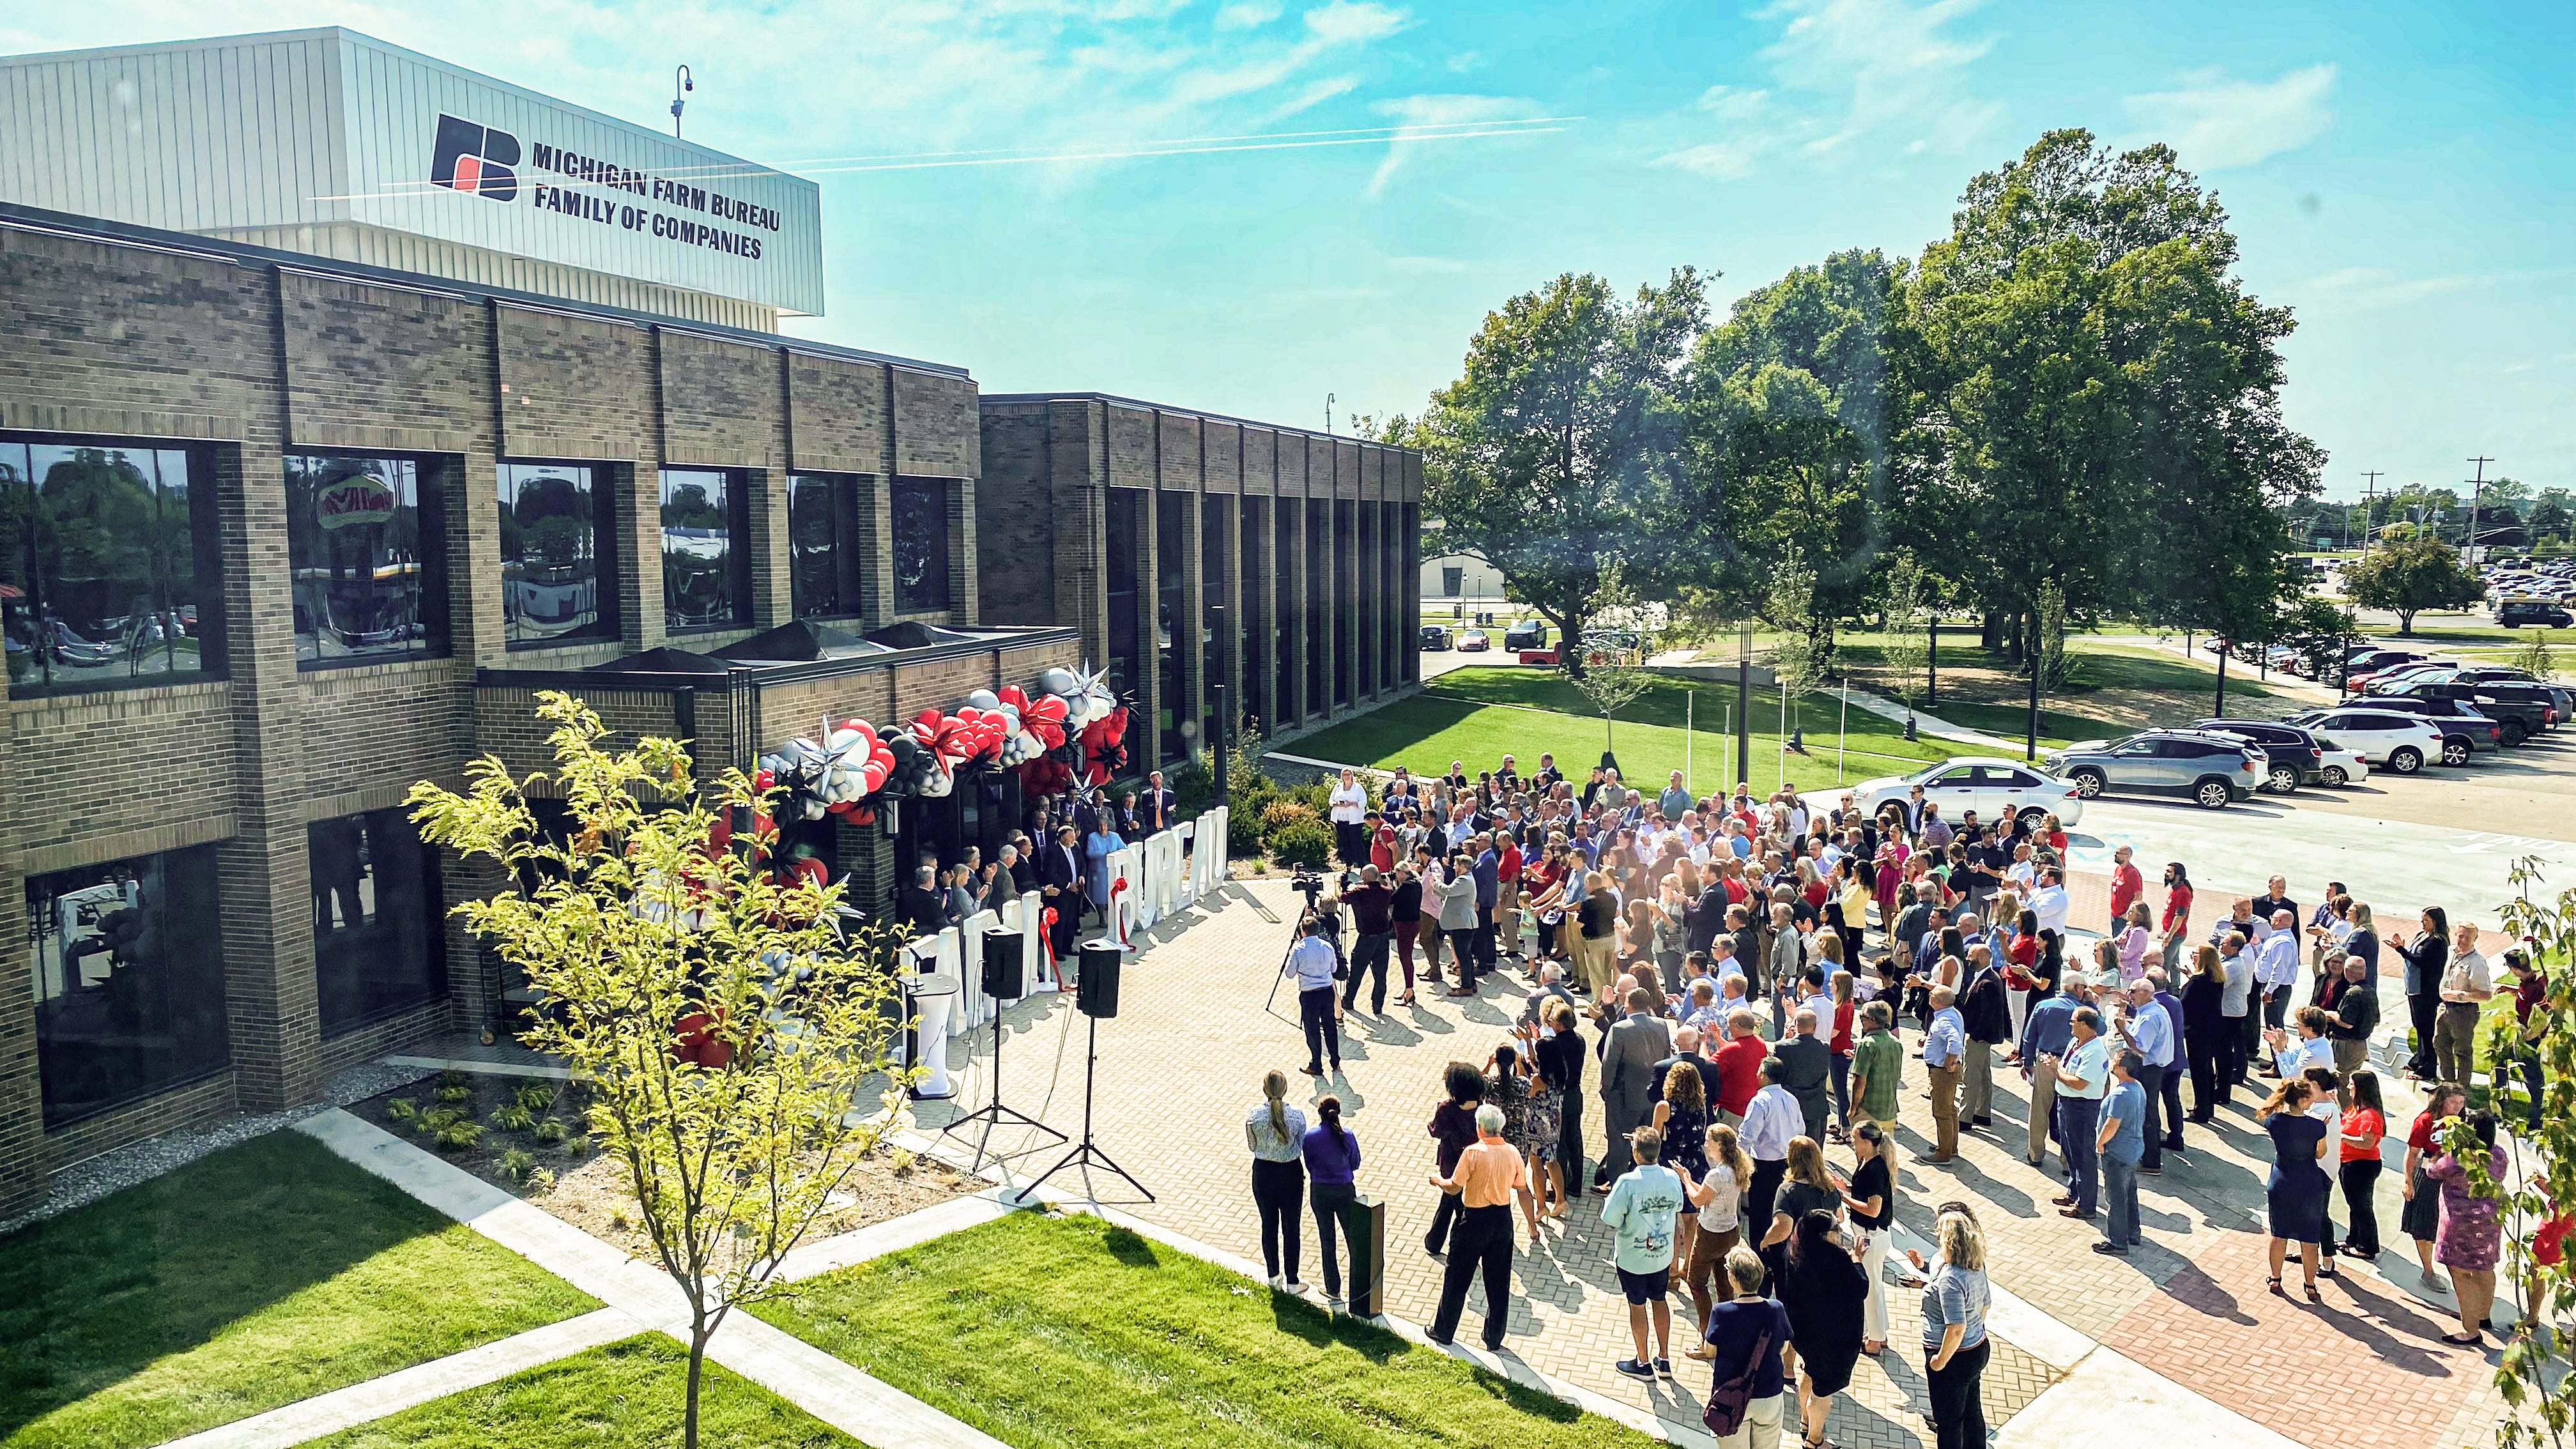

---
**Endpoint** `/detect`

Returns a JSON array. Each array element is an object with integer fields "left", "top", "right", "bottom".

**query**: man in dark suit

[
  {"left": 1037, "top": 825, "right": 1087, "bottom": 968},
  {"left": 1599, "top": 988, "right": 1675, "bottom": 1189},
  {"left": 1772, "top": 1008, "right": 1833, "bottom": 1145},
  {"left": 1136, "top": 770, "right": 1177, "bottom": 835},
  {"left": 899, "top": 864, "right": 947, "bottom": 939}
]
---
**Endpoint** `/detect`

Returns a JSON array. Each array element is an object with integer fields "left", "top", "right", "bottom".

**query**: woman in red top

[
  {"left": 1827, "top": 969, "right": 1859, "bottom": 1142},
  {"left": 2401, "top": 1082, "right": 2467, "bottom": 1285},
  {"left": 2336, "top": 1070, "right": 2388, "bottom": 1259}
]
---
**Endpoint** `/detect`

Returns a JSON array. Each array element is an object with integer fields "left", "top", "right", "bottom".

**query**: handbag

[{"left": 1702, "top": 1323, "right": 1775, "bottom": 1436}]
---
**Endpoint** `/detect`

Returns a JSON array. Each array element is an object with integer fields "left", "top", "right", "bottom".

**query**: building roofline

[
  {"left": 0, "top": 201, "right": 970, "bottom": 380},
  {"left": 0, "top": 27, "right": 808, "bottom": 191},
  {"left": 981, "top": 392, "right": 1414, "bottom": 454}
]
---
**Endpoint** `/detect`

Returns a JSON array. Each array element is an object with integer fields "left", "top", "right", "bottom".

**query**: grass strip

[
  {"left": 0, "top": 1130, "right": 597, "bottom": 1449},
  {"left": 753, "top": 1210, "right": 1665, "bottom": 1449}
]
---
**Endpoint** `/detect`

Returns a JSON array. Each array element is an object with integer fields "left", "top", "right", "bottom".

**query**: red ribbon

[
  {"left": 1108, "top": 875, "right": 1131, "bottom": 945},
  {"left": 1040, "top": 906, "right": 1059, "bottom": 967}
]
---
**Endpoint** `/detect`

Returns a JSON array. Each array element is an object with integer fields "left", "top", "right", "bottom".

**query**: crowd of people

[{"left": 1246, "top": 750, "right": 2529, "bottom": 1448}]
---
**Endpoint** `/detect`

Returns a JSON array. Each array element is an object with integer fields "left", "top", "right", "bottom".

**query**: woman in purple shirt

[{"left": 1302, "top": 1096, "right": 1363, "bottom": 1303}]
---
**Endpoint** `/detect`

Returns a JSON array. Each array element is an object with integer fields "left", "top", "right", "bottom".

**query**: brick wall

[{"left": 974, "top": 405, "right": 1055, "bottom": 626}]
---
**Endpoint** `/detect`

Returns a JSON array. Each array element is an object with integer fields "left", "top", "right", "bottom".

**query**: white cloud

[
  {"left": 1652, "top": 0, "right": 2001, "bottom": 181},
  {"left": 1215, "top": 0, "right": 1284, "bottom": 28},
  {"left": 1302, "top": 0, "right": 1408, "bottom": 44},
  {"left": 2124, "top": 64, "right": 2336, "bottom": 171},
  {"left": 1446, "top": 50, "right": 1486, "bottom": 73},
  {"left": 1365, "top": 93, "right": 1545, "bottom": 197}
]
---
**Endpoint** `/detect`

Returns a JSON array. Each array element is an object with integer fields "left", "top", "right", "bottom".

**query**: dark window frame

[
  {"left": 787, "top": 471, "right": 868, "bottom": 622},
  {"left": 310, "top": 806, "right": 450, "bottom": 1036},
  {"left": 499, "top": 458, "right": 620, "bottom": 650},
  {"left": 0, "top": 432, "right": 227, "bottom": 698},
  {"left": 889, "top": 477, "right": 953, "bottom": 616},
  {"left": 285, "top": 450, "right": 451, "bottom": 671},
  {"left": 25, "top": 843, "right": 231, "bottom": 1129},
  {"left": 659, "top": 466, "right": 753, "bottom": 634}
]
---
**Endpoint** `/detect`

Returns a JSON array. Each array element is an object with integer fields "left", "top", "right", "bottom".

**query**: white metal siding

[{"left": 0, "top": 27, "right": 822, "bottom": 319}]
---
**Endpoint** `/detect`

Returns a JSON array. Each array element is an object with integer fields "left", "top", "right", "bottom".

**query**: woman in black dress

[
  {"left": 2180, "top": 944, "right": 2230, "bottom": 1122},
  {"left": 1778, "top": 1208, "right": 1869, "bottom": 1449},
  {"left": 2260, "top": 1077, "right": 2333, "bottom": 1296}
]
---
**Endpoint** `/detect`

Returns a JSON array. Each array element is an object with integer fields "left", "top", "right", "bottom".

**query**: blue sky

[{"left": 7, "top": 0, "right": 2570, "bottom": 495}]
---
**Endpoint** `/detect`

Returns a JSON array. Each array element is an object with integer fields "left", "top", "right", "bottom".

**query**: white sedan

[
  {"left": 1851, "top": 756, "right": 2086, "bottom": 832},
  {"left": 2313, "top": 742, "right": 2370, "bottom": 788}
]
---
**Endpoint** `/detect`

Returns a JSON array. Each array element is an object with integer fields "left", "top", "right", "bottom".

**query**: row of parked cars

[{"left": 2029, "top": 647, "right": 2566, "bottom": 809}]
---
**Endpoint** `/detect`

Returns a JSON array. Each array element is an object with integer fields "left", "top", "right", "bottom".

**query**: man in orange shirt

[{"left": 1427, "top": 1103, "right": 1528, "bottom": 1350}]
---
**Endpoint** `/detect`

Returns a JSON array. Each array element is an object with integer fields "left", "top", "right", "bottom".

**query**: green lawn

[
  {"left": 753, "top": 1211, "right": 1663, "bottom": 1449},
  {"left": 310, "top": 1336, "right": 854, "bottom": 1449},
  {"left": 0, "top": 1131, "right": 598, "bottom": 1449}
]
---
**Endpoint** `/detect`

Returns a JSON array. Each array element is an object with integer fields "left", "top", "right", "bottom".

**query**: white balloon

[{"left": 965, "top": 689, "right": 1000, "bottom": 712}]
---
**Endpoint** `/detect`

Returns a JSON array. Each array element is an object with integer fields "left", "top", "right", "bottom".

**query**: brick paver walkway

[{"left": 911, "top": 872, "right": 2515, "bottom": 1449}]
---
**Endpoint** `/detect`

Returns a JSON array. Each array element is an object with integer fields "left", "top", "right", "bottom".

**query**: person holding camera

[{"left": 1284, "top": 915, "right": 1343, "bottom": 1078}]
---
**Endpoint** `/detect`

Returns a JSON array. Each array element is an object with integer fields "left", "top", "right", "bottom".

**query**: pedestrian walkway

[{"left": 905, "top": 874, "right": 2510, "bottom": 1449}]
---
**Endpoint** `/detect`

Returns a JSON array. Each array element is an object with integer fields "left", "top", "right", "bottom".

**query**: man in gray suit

[
  {"left": 1772, "top": 1007, "right": 1833, "bottom": 1146},
  {"left": 1597, "top": 986, "right": 1675, "bottom": 1190}
]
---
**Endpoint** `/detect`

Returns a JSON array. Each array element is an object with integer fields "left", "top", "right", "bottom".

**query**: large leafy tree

[
  {"left": 2343, "top": 535, "right": 2485, "bottom": 633},
  {"left": 1414, "top": 270, "right": 1706, "bottom": 670},
  {"left": 1889, "top": 130, "right": 2320, "bottom": 660},
  {"left": 1683, "top": 250, "right": 1896, "bottom": 638}
]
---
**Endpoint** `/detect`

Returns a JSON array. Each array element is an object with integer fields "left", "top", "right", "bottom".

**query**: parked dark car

[
  {"left": 2497, "top": 600, "right": 2573, "bottom": 628},
  {"left": 2191, "top": 718, "right": 2329, "bottom": 792},
  {"left": 2345, "top": 648, "right": 2430, "bottom": 678},
  {"left": 2377, "top": 680, "right": 2552, "bottom": 745},
  {"left": 2351, "top": 697, "right": 2501, "bottom": 763},
  {"left": 1502, "top": 620, "right": 1547, "bottom": 652},
  {"left": 1419, "top": 624, "right": 1452, "bottom": 650}
]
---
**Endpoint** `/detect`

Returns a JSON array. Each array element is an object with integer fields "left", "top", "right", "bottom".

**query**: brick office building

[
  {"left": 977, "top": 397, "right": 1422, "bottom": 763},
  {"left": 0, "top": 29, "right": 1416, "bottom": 1212}
]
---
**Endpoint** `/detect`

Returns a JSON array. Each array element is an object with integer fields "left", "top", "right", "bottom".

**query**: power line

[{"left": 2355, "top": 470, "right": 2384, "bottom": 549}]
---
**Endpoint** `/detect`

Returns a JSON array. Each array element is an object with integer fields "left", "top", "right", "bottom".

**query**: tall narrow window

[
  {"left": 498, "top": 461, "right": 615, "bottom": 647},
  {"left": 1157, "top": 492, "right": 1188, "bottom": 764},
  {"left": 889, "top": 479, "right": 951, "bottom": 615},
  {"left": 788, "top": 473, "right": 864, "bottom": 620},
  {"left": 1201, "top": 502, "right": 1225, "bottom": 751},
  {"left": 1274, "top": 497, "right": 1296, "bottom": 720},
  {"left": 310, "top": 806, "right": 445, "bottom": 1034},
  {"left": 1305, "top": 503, "right": 1327, "bottom": 712},
  {"left": 27, "top": 845, "right": 229, "bottom": 1126},
  {"left": 286, "top": 454, "right": 447, "bottom": 666},
  {"left": 661, "top": 467, "right": 749, "bottom": 632},
  {"left": 0, "top": 438, "right": 224, "bottom": 695},
  {"left": 1106, "top": 491, "right": 1141, "bottom": 705},
  {"left": 1239, "top": 496, "right": 1267, "bottom": 732},
  {"left": 1333, "top": 500, "right": 1355, "bottom": 707}
]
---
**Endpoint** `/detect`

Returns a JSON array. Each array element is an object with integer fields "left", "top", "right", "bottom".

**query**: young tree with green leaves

[
  {"left": 1765, "top": 550, "right": 1823, "bottom": 771},
  {"left": 1877, "top": 553, "right": 1933, "bottom": 717},
  {"left": 1412, "top": 270, "right": 1706, "bottom": 676},
  {"left": 2343, "top": 536, "right": 2485, "bottom": 634},
  {"left": 408, "top": 692, "right": 916, "bottom": 1449}
]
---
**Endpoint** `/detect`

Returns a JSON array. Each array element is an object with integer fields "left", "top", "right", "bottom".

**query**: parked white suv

[{"left": 2283, "top": 707, "right": 2444, "bottom": 776}]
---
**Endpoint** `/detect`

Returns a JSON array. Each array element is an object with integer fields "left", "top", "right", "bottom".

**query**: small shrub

[
  {"left": 512, "top": 1082, "right": 555, "bottom": 1114},
  {"left": 1268, "top": 817, "right": 1333, "bottom": 870},
  {"left": 491, "top": 1102, "right": 535, "bottom": 1133},
  {"left": 1261, "top": 800, "right": 1317, "bottom": 834},
  {"left": 525, "top": 1166, "right": 556, "bottom": 1192},
  {"left": 417, "top": 1107, "right": 463, "bottom": 1137},
  {"left": 436, "top": 1069, "right": 470, "bottom": 1090},
  {"left": 1228, "top": 806, "right": 1267, "bottom": 855},
  {"left": 436, "top": 1084, "right": 473, "bottom": 1103},
  {"left": 435, "top": 1120, "right": 484, "bottom": 1152},
  {"left": 1248, "top": 860, "right": 1270, "bottom": 876},
  {"left": 499, "top": 1147, "right": 537, "bottom": 1182},
  {"left": 385, "top": 1098, "right": 420, "bottom": 1125},
  {"left": 610, "top": 1209, "right": 630, "bottom": 1232},
  {"left": 533, "top": 1116, "right": 569, "bottom": 1144}
]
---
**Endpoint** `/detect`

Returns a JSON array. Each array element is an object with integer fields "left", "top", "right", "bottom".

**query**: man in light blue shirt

[
  {"left": 1738, "top": 1060, "right": 1803, "bottom": 1230},
  {"left": 1922, "top": 984, "right": 1966, "bottom": 1162},
  {"left": 2046, "top": 1009, "right": 2111, "bottom": 1220},
  {"left": 2018, "top": 981, "right": 2082, "bottom": 1170},
  {"left": 2252, "top": 910, "right": 2301, "bottom": 1032},
  {"left": 2094, "top": 1050, "right": 2147, "bottom": 1255},
  {"left": 2114, "top": 979, "right": 2176, "bottom": 1174},
  {"left": 1284, "top": 919, "right": 1343, "bottom": 1078},
  {"left": 1602, "top": 1124, "right": 1687, "bottom": 1379}
]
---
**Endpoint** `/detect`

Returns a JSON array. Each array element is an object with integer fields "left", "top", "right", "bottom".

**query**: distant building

[{"left": 1423, "top": 551, "right": 1505, "bottom": 602}]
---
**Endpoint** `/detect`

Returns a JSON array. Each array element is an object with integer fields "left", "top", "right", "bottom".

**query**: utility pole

[
  {"left": 2356, "top": 470, "right": 2384, "bottom": 551},
  {"left": 1325, "top": 394, "right": 1335, "bottom": 436},
  {"left": 2466, "top": 456, "right": 2495, "bottom": 561},
  {"left": 1735, "top": 619, "right": 1752, "bottom": 795}
]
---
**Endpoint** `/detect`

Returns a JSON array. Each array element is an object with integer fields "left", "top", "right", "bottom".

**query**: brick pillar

[
  {"left": 447, "top": 453, "right": 509, "bottom": 668},
  {"left": 744, "top": 465, "right": 787, "bottom": 629},
  {"left": 0, "top": 657, "right": 37, "bottom": 1213},
  {"left": 213, "top": 440, "right": 323, "bottom": 1113},
  {"left": 615, "top": 461, "right": 666, "bottom": 652},
  {"left": 441, "top": 850, "right": 509, "bottom": 1038},
  {"left": 834, "top": 816, "right": 894, "bottom": 921},
  {"left": 1136, "top": 489, "right": 1162, "bottom": 772},
  {"left": 865, "top": 367, "right": 902, "bottom": 627}
]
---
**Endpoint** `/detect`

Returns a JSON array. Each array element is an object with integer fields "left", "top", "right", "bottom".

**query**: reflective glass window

[
  {"left": 0, "top": 438, "right": 224, "bottom": 694},
  {"left": 286, "top": 454, "right": 447, "bottom": 665},
  {"left": 26, "top": 846, "right": 229, "bottom": 1127}
]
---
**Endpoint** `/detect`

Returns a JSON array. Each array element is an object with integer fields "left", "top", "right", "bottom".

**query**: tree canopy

[{"left": 2342, "top": 535, "right": 2485, "bottom": 633}]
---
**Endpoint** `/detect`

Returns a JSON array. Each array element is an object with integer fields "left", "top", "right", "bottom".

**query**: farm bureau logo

[{"left": 429, "top": 114, "right": 520, "bottom": 202}]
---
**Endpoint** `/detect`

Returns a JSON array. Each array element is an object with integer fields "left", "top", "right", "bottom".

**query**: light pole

[
  {"left": 671, "top": 65, "right": 693, "bottom": 137},
  {"left": 1735, "top": 618, "right": 1752, "bottom": 795}
]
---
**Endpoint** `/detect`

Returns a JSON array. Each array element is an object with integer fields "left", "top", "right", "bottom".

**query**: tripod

[
  {"left": 1020, "top": 1011, "right": 1152, "bottom": 1202},
  {"left": 938, "top": 993, "right": 1065, "bottom": 1174}
]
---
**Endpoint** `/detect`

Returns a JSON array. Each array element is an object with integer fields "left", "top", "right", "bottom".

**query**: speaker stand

[
  {"left": 938, "top": 1006, "right": 1065, "bottom": 1174},
  {"left": 1018, "top": 1014, "right": 1153, "bottom": 1203}
]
